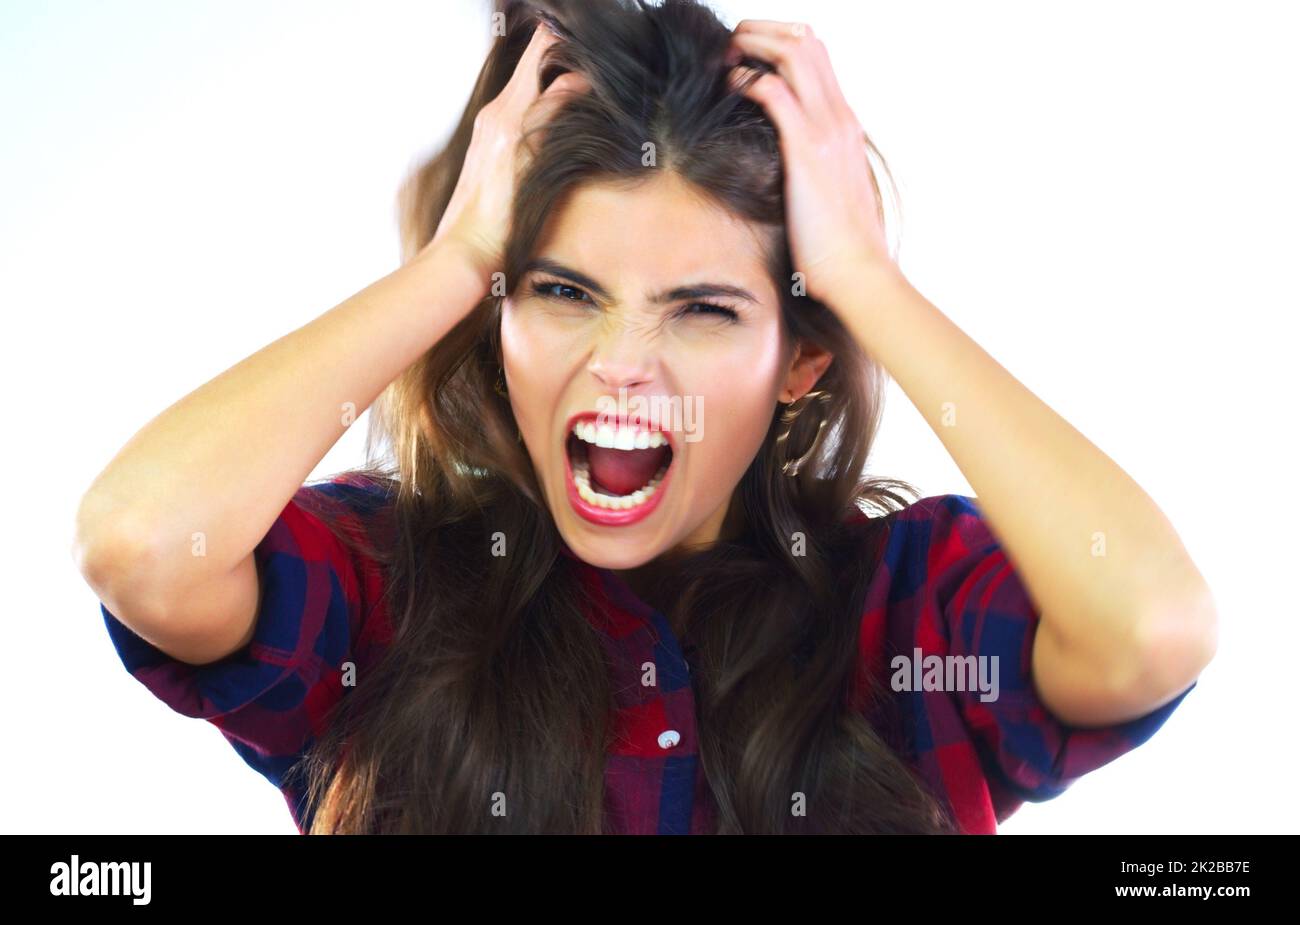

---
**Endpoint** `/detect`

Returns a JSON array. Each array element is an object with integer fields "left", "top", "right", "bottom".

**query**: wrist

[
  {"left": 819, "top": 248, "right": 907, "bottom": 312},
  {"left": 417, "top": 234, "right": 495, "bottom": 297},
  {"left": 403, "top": 235, "right": 497, "bottom": 326}
]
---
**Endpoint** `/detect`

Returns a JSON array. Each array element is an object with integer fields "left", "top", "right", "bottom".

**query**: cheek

[
  {"left": 678, "top": 327, "right": 786, "bottom": 475},
  {"left": 498, "top": 299, "right": 531, "bottom": 370},
  {"left": 501, "top": 301, "right": 585, "bottom": 377},
  {"left": 683, "top": 326, "right": 785, "bottom": 392},
  {"left": 498, "top": 302, "right": 567, "bottom": 433}
]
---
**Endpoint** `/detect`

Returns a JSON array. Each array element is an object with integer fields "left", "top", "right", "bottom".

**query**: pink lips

[{"left": 562, "top": 409, "right": 677, "bottom": 527}]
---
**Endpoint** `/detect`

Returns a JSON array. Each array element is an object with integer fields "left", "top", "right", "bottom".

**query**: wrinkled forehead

[{"left": 530, "top": 172, "right": 781, "bottom": 301}]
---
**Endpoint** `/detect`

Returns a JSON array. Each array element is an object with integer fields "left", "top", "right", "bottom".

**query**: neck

[{"left": 613, "top": 494, "right": 747, "bottom": 623}]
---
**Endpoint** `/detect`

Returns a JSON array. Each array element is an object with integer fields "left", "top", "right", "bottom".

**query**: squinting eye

[
  {"left": 531, "top": 280, "right": 591, "bottom": 303},
  {"left": 678, "top": 303, "right": 740, "bottom": 322},
  {"left": 531, "top": 278, "right": 738, "bottom": 324}
]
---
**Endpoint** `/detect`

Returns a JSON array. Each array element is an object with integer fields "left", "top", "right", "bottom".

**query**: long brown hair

[{"left": 291, "top": 0, "right": 958, "bottom": 834}]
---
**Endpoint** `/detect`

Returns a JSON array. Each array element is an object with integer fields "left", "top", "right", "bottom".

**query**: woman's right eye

[{"left": 531, "top": 279, "right": 591, "bottom": 303}]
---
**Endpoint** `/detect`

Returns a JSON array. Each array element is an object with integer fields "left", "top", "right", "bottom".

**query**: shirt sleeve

[
  {"left": 99, "top": 474, "right": 395, "bottom": 804},
  {"left": 911, "top": 494, "right": 1196, "bottom": 820}
]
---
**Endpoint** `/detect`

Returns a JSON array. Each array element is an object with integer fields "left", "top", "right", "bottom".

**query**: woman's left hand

[{"left": 727, "top": 20, "right": 898, "bottom": 304}]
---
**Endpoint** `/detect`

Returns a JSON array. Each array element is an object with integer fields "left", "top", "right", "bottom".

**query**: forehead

[{"left": 531, "top": 171, "right": 777, "bottom": 296}]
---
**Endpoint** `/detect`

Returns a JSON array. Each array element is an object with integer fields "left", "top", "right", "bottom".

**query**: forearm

[
  {"left": 830, "top": 262, "right": 1216, "bottom": 685},
  {"left": 74, "top": 239, "right": 487, "bottom": 597}
]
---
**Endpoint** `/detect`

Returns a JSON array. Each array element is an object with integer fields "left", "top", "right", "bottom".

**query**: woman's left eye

[{"left": 678, "top": 303, "right": 739, "bottom": 322}]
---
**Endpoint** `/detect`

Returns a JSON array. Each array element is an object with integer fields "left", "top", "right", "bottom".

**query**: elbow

[
  {"left": 1131, "top": 583, "right": 1220, "bottom": 698},
  {"left": 73, "top": 493, "right": 158, "bottom": 590},
  {"left": 1034, "top": 587, "right": 1218, "bottom": 727},
  {"left": 73, "top": 497, "right": 174, "bottom": 629}
]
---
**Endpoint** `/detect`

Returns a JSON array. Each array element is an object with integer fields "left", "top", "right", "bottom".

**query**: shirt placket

[{"left": 589, "top": 565, "right": 703, "bottom": 834}]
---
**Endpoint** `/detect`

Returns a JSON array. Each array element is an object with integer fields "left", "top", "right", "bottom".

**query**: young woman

[{"left": 76, "top": 0, "right": 1216, "bottom": 834}]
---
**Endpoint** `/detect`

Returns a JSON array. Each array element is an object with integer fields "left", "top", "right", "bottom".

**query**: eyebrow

[{"left": 523, "top": 257, "right": 760, "bottom": 305}]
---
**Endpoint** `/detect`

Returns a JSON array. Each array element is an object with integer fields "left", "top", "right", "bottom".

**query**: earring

[
  {"left": 775, "top": 389, "right": 831, "bottom": 477},
  {"left": 494, "top": 366, "right": 523, "bottom": 443}
]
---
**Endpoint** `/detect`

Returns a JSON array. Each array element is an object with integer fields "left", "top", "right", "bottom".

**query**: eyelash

[{"left": 529, "top": 278, "right": 740, "bottom": 322}]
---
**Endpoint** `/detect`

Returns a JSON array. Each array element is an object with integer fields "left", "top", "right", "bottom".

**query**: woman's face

[{"left": 500, "top": 171, "right": 829, "bottom": 569}]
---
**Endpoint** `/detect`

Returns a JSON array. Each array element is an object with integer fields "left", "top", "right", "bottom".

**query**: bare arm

[
  {"left": 75, "top": 22, "right": 586, "bottom": 666},
  {"left": 73, "top": 239, "right": 487, "bottom": 663}
]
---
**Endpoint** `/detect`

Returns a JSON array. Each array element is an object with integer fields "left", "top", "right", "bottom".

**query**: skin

[
  {"left": 726, "top": 18, "right": 1217, "bottom": 727},
  {"left": 478, "top": 18, "right": 1213, "bottom": 727},
  {"left": 498, "top": 169, "right": 831, "bottom": 605}
]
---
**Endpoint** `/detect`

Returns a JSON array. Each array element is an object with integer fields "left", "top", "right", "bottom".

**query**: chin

[{"left": 557, "top": 517, "right": 670, "bottom": 569}]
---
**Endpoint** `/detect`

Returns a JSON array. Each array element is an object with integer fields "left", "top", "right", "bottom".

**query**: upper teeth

[{"left": 572, "top": 422, "right": 669, "bottom": 450}]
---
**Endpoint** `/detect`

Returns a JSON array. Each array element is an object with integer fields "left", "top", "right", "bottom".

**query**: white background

[{"left": 2, "top": 0, "right": 1293, "bottom": 834}]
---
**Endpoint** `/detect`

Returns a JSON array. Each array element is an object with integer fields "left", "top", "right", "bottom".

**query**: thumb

[{"left": 522, "top": 70, "right": 591, "bottom": 142}]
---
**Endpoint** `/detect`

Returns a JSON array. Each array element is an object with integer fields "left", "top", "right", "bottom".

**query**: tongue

[{"left": 587, "top": 444, "right": 670, "bottom": 496}]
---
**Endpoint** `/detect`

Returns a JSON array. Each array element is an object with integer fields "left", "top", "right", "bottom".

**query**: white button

[{"left": 658, "top": 730, "right": 681, "bottom": 749}]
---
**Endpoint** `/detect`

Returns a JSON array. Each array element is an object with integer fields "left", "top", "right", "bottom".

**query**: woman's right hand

[{"left": 426, "top": 22, "right": 590, "bottom": 286}]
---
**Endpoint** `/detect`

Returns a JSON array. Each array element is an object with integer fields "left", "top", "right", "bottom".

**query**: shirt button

[{"left": 658, "top": 730, "right": 681, "bottom": 749}]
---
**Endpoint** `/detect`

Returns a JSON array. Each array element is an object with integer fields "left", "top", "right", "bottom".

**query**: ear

[{"left": 779, "top": 341, "right": 834, "bottom": 403}]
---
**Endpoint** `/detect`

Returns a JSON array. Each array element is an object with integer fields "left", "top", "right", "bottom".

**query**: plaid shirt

[{"left": 100, "top": 474, "right": 1195, "bottom": 834}]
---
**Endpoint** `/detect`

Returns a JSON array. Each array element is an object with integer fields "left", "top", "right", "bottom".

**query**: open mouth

[{"left": 563, "top": 414, "right": 676, "bottom": 526}]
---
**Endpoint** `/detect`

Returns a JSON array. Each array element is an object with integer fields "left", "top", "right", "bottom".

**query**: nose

[{"left": 586, "top": 324, "right": 656, "bottom": 391}]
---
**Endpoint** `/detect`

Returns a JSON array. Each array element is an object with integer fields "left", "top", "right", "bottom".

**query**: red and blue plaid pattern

[{"left": 100, "top": 476, "right": 1194, "bottom": 833}]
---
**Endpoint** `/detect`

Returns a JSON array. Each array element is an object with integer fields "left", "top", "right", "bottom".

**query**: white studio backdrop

[{"left": 1, "top": 0, "right": 1293, "bottom": 834}]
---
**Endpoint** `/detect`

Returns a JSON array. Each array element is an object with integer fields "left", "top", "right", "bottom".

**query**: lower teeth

[{"left": 572, "top": 459, "right": 669, "bottom": 510}]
